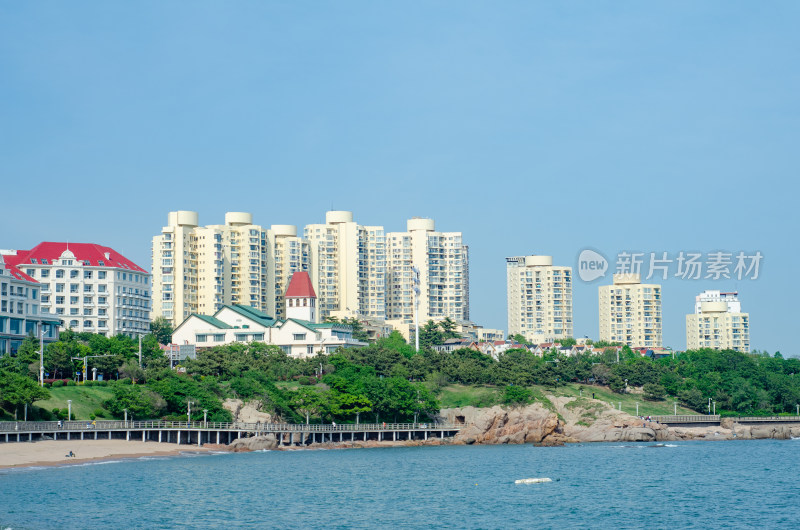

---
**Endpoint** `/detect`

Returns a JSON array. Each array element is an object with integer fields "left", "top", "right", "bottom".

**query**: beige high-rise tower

[
  {"left": 152, "top": 211, "right": 310, "bottom": 328},
  {"left": 598, "top": 274, "right": 662, "bottom": 348},
  {"left": 386, "top": 218, "right": 469, "bottom": 323},
  {"left": 304, "top": 211, "right": 386, "bottom": 321},
  {"left": 506, "top": 255, "right": 573, "bottom": 343},
  {"left": 686, "top": 291, "right": 749, "bottom": 352}
]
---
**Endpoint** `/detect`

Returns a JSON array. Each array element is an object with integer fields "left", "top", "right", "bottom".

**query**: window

[
  {"left": 83, "top": 308, "right": 92, "bottom": 315},
  {"left": 41, "top": 269, "right": 49, "bottom": 278},
  {"left": 84, "top": 271, "right": 93, "bottom": 279},
  {"left": 70, "top": 308, "right": 79, "bottom": 315},
  {"left": 56, "top": 296, "right": 65, "bottom": 304},
  {"left": 84, "top": 296, "right": 92, "bottom": 304},
  {"left": 69, "top": 320, "right": 79, "bottom": 328},
  {"left": 196, "top": 334, "right": 208, "bottom": 342},
  {"left": 213, "top": 334, "right": 225, "bottom": 342},
  {"left": 98, "top": 320, "right": 107, "bottom": 328},
  {"left": 293, "top": 333, "right": 306, "bottom": 341},
  {"left": 70, "top": 296, "right": 78, "bottom": 304},
  {"left": 56, "top": 283, "right": 64, "bottom": 293},
  {"left": 70, "top": 284, "right": 79, "bottom": 293},
  {"left": 98, "top": 308, "right": 106, "bottom": 316},
  {"left": 26, "top": 269, "right": 34, "bottom": 276},
  {"left": 70, "top": 270, "right": 78, "bottom": 279},
  {"left": 56, "top": 270, "right": 64, "bottom": 278},
  {"left": 83, "top": 320, "right": 92, "bottom": 328},
  {"left": 98, "top": 271, "right": 106, "bottom": 280}
]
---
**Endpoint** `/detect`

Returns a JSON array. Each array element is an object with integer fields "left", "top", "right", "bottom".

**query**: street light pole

[
  {"left": 203, "top": 409, "right": 208, "bottom": 427},
  {"left": 67, "top": 400, "right": 72, "bottom": 421},
  {"left": 187, "top": 401, "right": 194, "bottom": 424},
  {"left": 636, "top": 402, "right": 639, "bottom": 416},
  {"left": 708, "top": 397, "right": 711, "bottom": 415},
  {"left": 124, "top": 408, "right": 128, "bottom": 426},
  {"left": 713, "top": 401, "right": 716, "bottom": 415},
  {"left": 39, "top": 323, "right": 45, "bottom": 387},
  {"left": 674, "top": 402, "right": 677, "bottom": 415}
]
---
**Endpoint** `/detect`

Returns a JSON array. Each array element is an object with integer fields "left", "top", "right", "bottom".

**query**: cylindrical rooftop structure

[
  {"left": 225, "top": 212, "right": 253, "bottom": 226},
  {"left": 326, "top": 211, "right": 353, "bottom": 224},
  {"left": 524, "top": 255, "right": 553, "bottom": 267},
  {"left": 271, "top": 224, "right": 297, "bottom": 237},
  {"left": 700, "top": 301, "right": 729, "bottom": 313},
  {"left": 407, "top": 218, "right": 435, "bottom": 232},
  {"left": 168, "top": 211, "right": 199, "bottom": 227}
]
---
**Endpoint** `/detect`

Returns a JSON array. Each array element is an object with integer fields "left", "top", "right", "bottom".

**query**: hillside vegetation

[{"left": 2, "top": 330, "right": 798, "bottom": 423}]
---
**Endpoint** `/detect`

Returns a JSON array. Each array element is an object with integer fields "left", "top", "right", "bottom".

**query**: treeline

[{"left": 2, "top": 329, "right": 799, "bottom": 422}]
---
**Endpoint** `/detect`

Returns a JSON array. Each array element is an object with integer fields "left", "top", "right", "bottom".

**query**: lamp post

[
  {"left": 67, "top": 400, "right": 72, "bottom": 422},
  {"left": 124, "top": 408, "right": 128, "bottom": 426},
  {"left": 187, "top": 401, "right": 194, "bottom": 424},
  {"left": 674, "top": 402, "right": 677, "bottom": 415},
  {"left": 624, "top": 379, "right": 628, "bottom": 394},
  {"left": 203, "top": 409, "right": 208, "bottom": 427},
  {"left": 712, "top": 401, "right": 716, "bottom": 415},
  {"left": 708, "top": 397, "right": 712, "bottom": 415},
  {"left": 39, "top": 323, "right": 45, "bottom": 387},
  {"left": 636, "top": 402, "right": 639, "bottom": 416}
]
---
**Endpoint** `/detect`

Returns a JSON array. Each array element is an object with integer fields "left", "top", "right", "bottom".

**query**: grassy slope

[
  {"left": 34, "top": 386, "right": 115, "bottom": 420},
  {"left": 436, "top": 382, "right": 696, "bottom": 417}
]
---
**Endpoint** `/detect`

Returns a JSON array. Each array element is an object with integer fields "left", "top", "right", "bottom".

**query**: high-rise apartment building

[
  {"left": 267, "top": 225, "right": 310, "bottom": 320},
  {"left": 2, "top": 243, "right": 151, "bottom": 338},
  {"left": 152, "top": 212, "right": 310, "bottom": 328},
  {"left": 386, "top": 219, "right": 469, "bottom": 323},
  {"left": 686, "top": 290, "right": 749, "bottom": 352},
  {"left": 598, "top": 274, "right": 662, "bottom": 348},
  {"left": 304, "top": 211, "right": 386, "bottom": 321},
  {"left": 506, "top": 255, "right": 573, "bottom": 343}
]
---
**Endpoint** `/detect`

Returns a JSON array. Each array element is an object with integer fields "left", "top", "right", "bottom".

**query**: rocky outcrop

[
  {"left": 438, "top": 405, "right": 576, "bottom": 446},
  {"left": 223, "top": 399, "right": 274, "bottom": 424},
  {"left": 227, "top": 434, "right": 278, "bottom": 452}
]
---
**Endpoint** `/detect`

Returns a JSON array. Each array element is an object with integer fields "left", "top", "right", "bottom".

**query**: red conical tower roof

[{"left": 285, "top": 271, "right": 316, "bottom": 298}]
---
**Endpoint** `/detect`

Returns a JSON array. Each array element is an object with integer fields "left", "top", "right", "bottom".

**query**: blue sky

[{"left": 1, "top": 2, "right": 797, "bottom": 354}]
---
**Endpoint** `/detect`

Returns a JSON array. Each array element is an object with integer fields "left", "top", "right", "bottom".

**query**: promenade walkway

[{"left": 0, "top": 420, "right": 464, "bottom": 447}]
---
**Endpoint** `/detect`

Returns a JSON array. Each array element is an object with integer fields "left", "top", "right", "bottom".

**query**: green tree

[
  {"left": 419, "top": 320, "right": 444, "bottom": 349},
  {"left": 643, "top": 383, "right": 666, "bottom": 401},
  {"left": 0, "top": 370, "right": 50, "bottom": 418},
  {"left": 503, "top": 385, "right": 532, "bottom": 406},
  {"left": 150, "top": 317, "right": 174, "bottom": 345},
  {"left": 439, "top": 318, "right": 460, "bottom": 340}
]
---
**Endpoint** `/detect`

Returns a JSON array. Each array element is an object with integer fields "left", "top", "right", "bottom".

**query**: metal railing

[
  {"left": 0, "top": 420, "right": 464, "bottom": 434},
  {"left": 650, "top": 415, "right": 720, "bottom": 423}
]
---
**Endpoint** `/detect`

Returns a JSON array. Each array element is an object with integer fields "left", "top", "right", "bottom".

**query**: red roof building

[
  {"left": 3, "top": 242, "right": 147, "bottom": 273},
  {"left": 285, "top": 271, "right": 317, "bottom": 299}
]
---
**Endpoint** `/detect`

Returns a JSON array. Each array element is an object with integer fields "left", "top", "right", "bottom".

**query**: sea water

[{"left": 1, "top": 439, "right": 798, "bottom": 529}]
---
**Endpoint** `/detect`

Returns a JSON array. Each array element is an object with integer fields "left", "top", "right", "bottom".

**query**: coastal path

[
  {"left": 0, "top": 420, "right": 464, "bottom": 447},
  {"left": 650, "top": 415, "right": 800, "bottom": 427}
]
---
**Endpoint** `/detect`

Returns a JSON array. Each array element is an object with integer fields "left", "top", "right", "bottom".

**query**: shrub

[
  {"left": 53, "top": 380, "right": 64, "bottom": 388},
  {"left": 297, "top": 376, "right": 313, "bottom": 386},
  {"left": 503, "top": 385, "right": 532, "bottom": 406},
  {"left": 93, "top": 408, "right": 106, "bottom": 418},
  {"left": 66, "top": 380, "right": 76, "bottom": 387},
  {"left": 643, "top": 383, "right": 666, "bottom": 401},
  {"left": 45, "top": 382, "right": 52, "bottom": 388},
  {"left": 119, "top": 378, "right": 132, "bottom": 385},
  {"left": 89, "top": 414, "right": 96, "bottom": 420}
]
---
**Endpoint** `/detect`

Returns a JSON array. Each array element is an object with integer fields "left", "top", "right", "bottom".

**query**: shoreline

[{"left": 0, "top": 440, "right": 216, "bottom": 471}]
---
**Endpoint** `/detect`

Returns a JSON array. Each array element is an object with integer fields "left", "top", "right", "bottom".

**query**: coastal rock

[
  {"left": 228, "top": 434, "right": 278, "bottom": 452},
  {"left": 224, "top": 399, "right": 274, "bottom": 424},
  {"left": 439, "top": 404, "right": 574, "bottom": 446}
]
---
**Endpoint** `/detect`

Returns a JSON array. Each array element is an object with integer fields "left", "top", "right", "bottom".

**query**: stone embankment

[{"left": 218, "top": 397, "right": 800, "bottom": 453}]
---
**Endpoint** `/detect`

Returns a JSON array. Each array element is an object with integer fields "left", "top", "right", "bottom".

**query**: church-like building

[{"left": 171, "top": 272, "right": 365, "bottom": 357}]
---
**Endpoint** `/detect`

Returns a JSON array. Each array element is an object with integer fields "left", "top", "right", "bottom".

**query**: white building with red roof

[
  {"left": 0, "top": 254, "right": 61, "bottom": 355},
  {"left": 2, "top": 242, "right": 151, "bottom": 338}
]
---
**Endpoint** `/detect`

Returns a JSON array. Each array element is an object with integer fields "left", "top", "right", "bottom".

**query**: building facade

[
  {"left": 2, "top": 243, "right": 150, "bottom": 338},
  {"left": 686, "top": 291, "right": 750, "bottom": 352},
  {"left": 598, "top": 274, "right": 662, "bottom": 348},
  {"left": 506, "top": 255, "right": 573, "bottom": 343},
  {"left": 0, "top": 255, "right": 61, "bottom": 354},
  {"left": 386, "top": 218, "right": 469, "bottom": 324},
  {"left": 304, "top": 211, "right": 385, "bottom": 321},
  {"left": 152, "top": 211, "right": 310, "bottom": 328}
]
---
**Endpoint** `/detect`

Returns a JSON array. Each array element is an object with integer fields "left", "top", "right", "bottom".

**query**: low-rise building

[
  {"left": 171, "top": 272, "right": 366, "bottom": 357},
  {"left": 0, "top": 255, "right": 60, "bottom": 355}
]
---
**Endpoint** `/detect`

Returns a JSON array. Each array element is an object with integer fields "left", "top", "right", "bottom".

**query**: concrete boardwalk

[{"left": 0, "top": 420, "right": 464, "bottom": 447}]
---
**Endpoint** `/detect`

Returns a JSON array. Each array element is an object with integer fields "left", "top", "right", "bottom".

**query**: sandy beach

[{"left": 0, "top": 440, "right": 215, "bottom": 469}]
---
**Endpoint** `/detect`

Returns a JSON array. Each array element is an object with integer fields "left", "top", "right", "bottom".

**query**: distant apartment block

[
  {"left": 152, "top": 211, "right": 310, "bottom": 328},
  {"left": 2, "top": 243, "right": 150, "bottom": 338},
  {"left": 386, "top": 218, "right": 469, "bottom": 324},
  {"left": 598, "top": 274, "right": 662, "bottom": 348},
  {"left": 686, "top": 290, "right": 749, "bottom": 352},
  {"left": 304, "top": 211, "right": 385, "bottom": 321},
  {"left": 506, "top": 255, "right": 573, "bottom": 343},
  {"left": 0, "top": 255, "right": 60, "bottom": 354}
]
